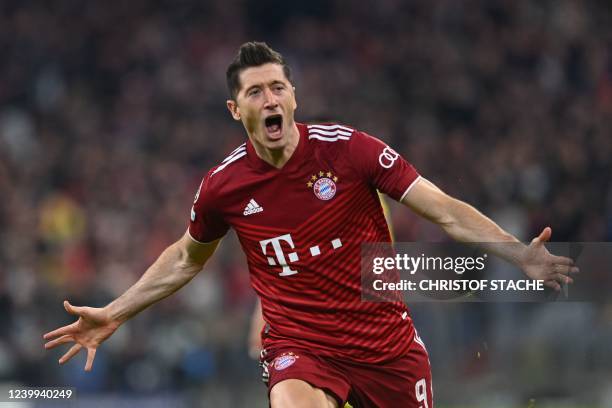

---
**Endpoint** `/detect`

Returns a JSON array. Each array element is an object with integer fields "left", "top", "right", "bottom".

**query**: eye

[
  {"left": 248, "top": 88, "right": 261, "bottom": 97},
  {"left": 273, "top": 84, "right": 285, "bottom": 92}
]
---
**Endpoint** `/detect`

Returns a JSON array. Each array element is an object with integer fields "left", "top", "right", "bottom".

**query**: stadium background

[{"left": 0, "top": 0, "right": 611, "bottom": 406}]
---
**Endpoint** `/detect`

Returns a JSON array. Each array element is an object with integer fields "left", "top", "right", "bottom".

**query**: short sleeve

[
  {"left": 347, "top": 131, "right": 420, "bottom": 202},
  {"left": 188, "top": 170, "right": 230, "bottom": 243}
]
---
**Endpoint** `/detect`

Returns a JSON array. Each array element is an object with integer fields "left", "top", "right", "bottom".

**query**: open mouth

[{"left": 264, "top": 114, "right": 283, "bottom": 136}]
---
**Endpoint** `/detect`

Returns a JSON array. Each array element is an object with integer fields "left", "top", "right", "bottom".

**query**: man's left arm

[{"left": 402, "top": 177, "right": 578, "bottom": 290}]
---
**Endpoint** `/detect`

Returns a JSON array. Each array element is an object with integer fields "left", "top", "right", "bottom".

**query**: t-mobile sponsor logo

[
  {"left": 259, "top": 234, "right": 343, "bottom": 277},
  {"left": 259, "top": 234, "right": 299, "bottom": 276}
]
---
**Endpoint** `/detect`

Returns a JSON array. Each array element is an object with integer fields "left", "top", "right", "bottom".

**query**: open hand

[
  {"left": 43, "top": 301, "right": 120, "bottom": 371},
  {"left": 520, "top": 227, "right": 579, "bottom": 291}
]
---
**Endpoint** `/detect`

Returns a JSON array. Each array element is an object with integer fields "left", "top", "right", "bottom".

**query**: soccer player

[{"left": 43, "top": 42, "right": 577, "bottom": 407}]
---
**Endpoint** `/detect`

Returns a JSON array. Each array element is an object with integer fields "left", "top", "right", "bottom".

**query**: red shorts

[{"left": 261, "top": 332, "right": 433, "bottom": 408}]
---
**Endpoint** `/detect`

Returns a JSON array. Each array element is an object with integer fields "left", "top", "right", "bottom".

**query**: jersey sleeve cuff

[
  {"left": 187, "top": 228, "right": 215, "bottom": 245},
  {"left": 399, "top": 175, "right": 422, "bottom": 202}
]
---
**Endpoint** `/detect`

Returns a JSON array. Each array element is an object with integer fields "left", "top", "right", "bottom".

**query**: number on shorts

[{"left": 415, "top": 378, "right": 429, "bottom": 408}]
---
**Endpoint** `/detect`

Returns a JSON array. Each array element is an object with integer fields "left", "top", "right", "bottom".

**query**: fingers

[
  {"left": 44, "top": 334, "right": 74, "bottom": 350},
  {"left": 43, "top": 321, "right": 78, "bottom": 341},
  {"left": 85, "top": 348, "right": 97, "bottom": 371},
  {"left": 532, "top": 227, "right": 552, "bottom": 244},
  {"left": 43, "top": 301, "right": 83, "bottom": 341},
  {"left": 550, "top": 255, "right": 575, "bottom": 266},
  {"left": 59, "top": 344, "right": 82, "bottom": 365},
  {"left": 543, "top": 272, "right": 573, "bottom": 293},
  {"left": 553, "top": 264, "right": 580, "bottom": 276},
  {"left": 555, "top": 273, "right": 573, "bottom": 285},
  {"left": 542, "top": 266, "right": 576, "bottom": 288},
  {"left": 64, "top": 300, "right": 84, "bottom": 316},
  {"left": 544, "top": 280, "right": 561, "bottom": 291}
]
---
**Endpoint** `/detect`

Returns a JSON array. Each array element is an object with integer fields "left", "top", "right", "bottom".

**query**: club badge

[
  {"left": 307, "top": 171, "right": 338, "bottom": 201},
  {"left": 273, "top": 352, "right": 299, "bottom": 370}
]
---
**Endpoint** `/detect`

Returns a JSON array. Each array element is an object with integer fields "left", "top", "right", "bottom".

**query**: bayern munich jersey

[{"left": 188, "top": 123, "right": 421, "bottom": 363}]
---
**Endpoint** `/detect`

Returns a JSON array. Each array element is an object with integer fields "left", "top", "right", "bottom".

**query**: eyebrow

[{"left": 244, "top": 80, "right": 287, "bottom": 95}]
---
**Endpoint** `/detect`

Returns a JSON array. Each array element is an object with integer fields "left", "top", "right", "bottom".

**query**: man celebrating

[{"left": 44, "top": 42, "right": 577, "bottom": 407}]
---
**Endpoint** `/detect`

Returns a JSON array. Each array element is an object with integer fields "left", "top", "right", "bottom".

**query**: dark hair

[{"left": 226, "top": 41, "right": 292, "bottom": 99}]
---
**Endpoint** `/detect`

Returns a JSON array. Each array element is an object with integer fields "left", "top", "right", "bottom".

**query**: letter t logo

[{"left": 259, "top": 233, "right": 299, "bottom": 276}]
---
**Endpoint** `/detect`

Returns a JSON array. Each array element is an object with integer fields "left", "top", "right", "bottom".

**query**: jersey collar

[{"left": 246, "top": 123, "right": 308, "bottom": 173}]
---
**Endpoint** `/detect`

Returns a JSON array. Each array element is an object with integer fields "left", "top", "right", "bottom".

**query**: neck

[{"left": 250, "top": 123, "right": 300, "bottom": 169}]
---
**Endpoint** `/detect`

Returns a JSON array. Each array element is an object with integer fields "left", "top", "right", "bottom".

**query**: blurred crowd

[{"left": 0, "top": 0, "right": 611, "bottom": 406}]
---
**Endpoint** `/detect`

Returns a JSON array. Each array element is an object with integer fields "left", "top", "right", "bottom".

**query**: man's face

[{"left": 227, "top": 63, "right": 297, "bottom": 151}]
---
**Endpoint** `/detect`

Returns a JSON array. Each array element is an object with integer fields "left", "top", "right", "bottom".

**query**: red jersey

[{"left": 189, "top": 123, "right": 421, "bottom": 363}]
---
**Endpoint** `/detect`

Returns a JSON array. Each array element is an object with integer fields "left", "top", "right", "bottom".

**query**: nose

[{"left": 262, "top": 87, "right": 278, "bottom": 109}]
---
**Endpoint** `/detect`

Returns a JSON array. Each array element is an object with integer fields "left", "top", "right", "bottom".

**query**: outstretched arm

[
  {"left": 402, "top": 178, "right": 578, "bottom": 290},
  {"left": 105, "top": 232, "right": 219, "bottom": 323},
  {"left": 43, "top": 231, "right": 220, "bottom": 371}
]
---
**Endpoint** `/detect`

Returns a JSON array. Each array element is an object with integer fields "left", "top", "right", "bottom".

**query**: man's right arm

[
  {"left": 43, "top": 231, "right": 220, "bottom": 371},
  {"left": 106, "top": 231, "right": 220, "bottom": 324}
]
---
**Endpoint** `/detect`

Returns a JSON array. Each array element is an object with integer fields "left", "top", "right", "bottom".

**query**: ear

[{"left": 226, "top": 99, "right": 241, "bottom": 121}]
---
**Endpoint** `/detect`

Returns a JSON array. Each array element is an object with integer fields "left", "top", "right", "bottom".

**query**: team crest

[
  {"left": 307, "top": 171, "right": 338, "bottom": 201},
  {"left": 273, "top": 352, "right": 299, "bottom": 370}
]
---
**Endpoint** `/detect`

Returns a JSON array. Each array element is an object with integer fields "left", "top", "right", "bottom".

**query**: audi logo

[{"left": 378, "top": 146, "right": 400, "bottom": 169}]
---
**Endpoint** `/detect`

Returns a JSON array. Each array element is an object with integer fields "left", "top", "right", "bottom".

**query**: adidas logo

[{"left": 243, "top": 199, "right": 263, "bottom": 216}]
